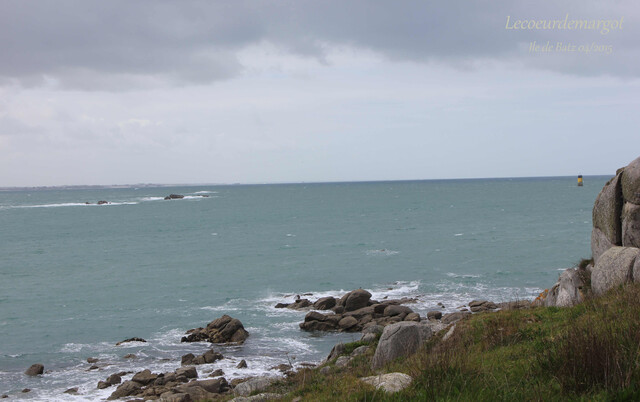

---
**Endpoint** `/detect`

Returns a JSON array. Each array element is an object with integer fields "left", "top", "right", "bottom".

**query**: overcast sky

[{"left": 0, "top": 1, "right": 638, "bottom": 186}]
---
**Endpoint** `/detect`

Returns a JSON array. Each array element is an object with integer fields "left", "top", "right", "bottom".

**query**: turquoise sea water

[{"left": 0, "top": 177, "right": 608, "bottom": 400}]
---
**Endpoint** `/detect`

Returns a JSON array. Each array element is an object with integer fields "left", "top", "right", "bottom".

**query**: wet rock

[
  {"left": 209, "top": 369, "right": 225, "bottom": 377},
  {"left": 64, "top": 387, "right": 79, "bottom": 395},
  {"left": 338, "top": 316, "right": 358, "bottom": 330},
  {"left": 132, "top": 369, "right": 158, "bottom": 385},
  {"left": 236, "top": 359, "right": 248, "bottom": 368},
  {"left": 274, "top": 303, "right": 289, "bottom": 309},
  {"left": 116, "top": 337, "right": 146, "bottom": 346},
  {"left": 97, "top": 200, "right": 109, "bottom": 205},
  {"left": 108, "top": 380, "right": 142, "bottom": 400},
  {"left": 165, "top": 194, "right": 185, "bottom": 200},
  {"left": 313, "top": 296, "right": 337, "bottom": 310},
  {"left": 178, "top": 378, "right": 229, "bottom": 394},
  {"left": 123, "top": 353, "right": 137, "bottom": 359},
  {"left": 22, "top": 389, "right": 30, "bottom": 393},
  {"left": 182, "top": 314, "right": 249, "bottom": 344},
  {"left": 107, "top": 373, "right": 122, "bottom": 385},
  {"left": 24, "top": 363, "right": 44, "bottom": 376},
  {"left": 87, "top": 357, "right": 99, "bottom": 363},
  {"left": 341, "top": 289, "right": 372, "bottom": 312}
]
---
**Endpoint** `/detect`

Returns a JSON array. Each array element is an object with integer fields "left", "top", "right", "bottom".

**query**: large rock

[
  {"left": 622, "top": 156, "right": 640, "bottom": 204},
  {"left": 24, "top": 364, "right": 44, "bottom": 376},
  {"left": 177, "top": 378, "right": 229, "bottom": 394},
  {"left": 107, "top": 380, "right": 142, "bottom": 400},
  {"left": 591, "top": 247, "right": 640, "bottom": 295},
  {"left": 360, "top": 372, "right": 413, "bottom": 393},
  {"left": 131, "top": 369, "right": 158, "bottom": 385},
  {"left": 592, "top": 227, "right": 615, "bottom": 265},
  {"left": 182, "top": 315, "right": 249, "bottom": 344},
  {"left": 340, "top": 289, "right": 372, "bottom": 312},
  {"left": 313, "top": 297, "right": 336, "bottom": 310},
  {"left": 591, "top": 173, "right": 623, "bottom": 262},
  {"left": 371, "top": 322, "right": 432, "bottom": 369},
  {"left": 233, "top": 377, "right": 276, "bottom": 397},
  {"left": 544, "top": 268, "right": 586, "bottom": 307},
  {"left": 622, "top": 202, "right": 640, "bottom": 248}
]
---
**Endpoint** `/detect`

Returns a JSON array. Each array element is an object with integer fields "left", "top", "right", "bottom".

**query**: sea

[{"left": 0, "top": 176, "right": 608, "bottom": 400}]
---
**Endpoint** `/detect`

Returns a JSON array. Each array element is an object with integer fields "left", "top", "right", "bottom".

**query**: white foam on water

[
  {"left": 446, "top": 272, "right": 481, "bottom": 278},
  {"left": 365, "top": 249, "right": 399, "bottom": 256},
  {"left": 139, "top": 196, "right": 165, "bottom": 201},
  {"left": 193, "top": 191, "right": 218, "bottom": 194},
  {"left": 454, "top": 233, "right": 464, "bottom": 236}
]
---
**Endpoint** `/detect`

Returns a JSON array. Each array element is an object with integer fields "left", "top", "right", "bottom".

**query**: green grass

[{"left": 247, "top": 283, "right": 640, "bottom": 401}]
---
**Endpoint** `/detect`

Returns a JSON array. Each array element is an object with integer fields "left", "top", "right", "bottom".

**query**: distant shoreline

[{"left": 0, "top": 174, "right": 613, "bottom": 192}]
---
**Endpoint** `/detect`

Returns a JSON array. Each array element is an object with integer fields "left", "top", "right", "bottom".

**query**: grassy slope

[{"left": 247, "top": 283, "right": 640, "bottom": 401}]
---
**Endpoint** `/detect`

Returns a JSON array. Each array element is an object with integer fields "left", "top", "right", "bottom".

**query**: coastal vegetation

[{"left": 252, "top": 282, "right": 640, "bottom": 401}]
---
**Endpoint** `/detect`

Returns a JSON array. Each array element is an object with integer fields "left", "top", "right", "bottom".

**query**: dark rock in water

[
  {"left": 340, "top": 289, "right": 372, "bottom": 312},
  {"left": 22, "top": 389, "right": 31, "bottom": 393},
  {"left": 313, "top": 297, "right": 336, "bottom": 310},
  {"left": 24, "top": 364, "right": 44, "bottom": 376},
  {"left": 287, "top": 298, "right": 313, "bottom": 310},
  {"left": 209, "top": 369, "right": 224, "bottom": 377},
  {"left": 1, "top": 394, "right": 7, "bottom": 398},
  {"left": 97, "top": 200, "right": 109, "bottom": 205},
  {"left": 182, "top": 314, "right": 249, "bottom": 344},
  {"left": 181, "top": 353, "right": 195, "bottom": 365},
  {"left": 63, "top": 387, "right": 79, "bottom": 394},
  {"left": 123, "top": 353, "right": 137, "bottom": 359},
  {"left": 274, "top": 302, "right": 289, "bottom": 309},
  {"left": 107, "top": 373, "right": 122, "bottom": 385},
  {"left": 131, "top": 369, "right": 158, "bottom": 385},
  {"left": 116, "top": 337, "right": 146, "bottom": 346},
  {"left": 107, "top": 380, "right": 142, "bottom": 400},
  {"left": 165, "top": 194, "right": 185, "bottom": 200},
  {"left": 175, "top": 366, "right": 198, "bottom": 379},
  {"left": 97, "top": 381, "right": 110, "bottom": 389},
  {"left": 236, "top": 359, "right": 247, "bottom": 368},
  {"left": 182, "top": 349, "right": 223, "bottom": 365},
  {"left": 87, "top": 357, "right": 99, "bottom": 363},
  {"left": 88, "top": 365, "right": 99, "bottom": 370}
]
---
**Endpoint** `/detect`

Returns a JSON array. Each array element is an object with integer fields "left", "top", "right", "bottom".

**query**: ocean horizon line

[{"left": 0, "top": 174, "right": 613, "bottom": 192}]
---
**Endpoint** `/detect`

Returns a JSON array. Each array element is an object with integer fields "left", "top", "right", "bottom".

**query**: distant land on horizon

[{"left": 0, "top": 174, "right": 613, "bottom": 192}]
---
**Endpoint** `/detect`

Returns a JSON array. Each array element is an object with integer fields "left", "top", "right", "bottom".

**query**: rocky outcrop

[
  {"left": 115, "top": 337, "right": 146, "bottom": 346},
  {"left": 539, "top": 156, "right": 640, "bottom": 306},
  {"left": 164, "top": 194, "right": 185, "bottom": 200},
  {"left": 182, "top": 315, "right": 249, "bottom": 344},
  {"left": 298, "top": 289, "right": 421, "bottom": 332},
  {"left": 360, "top": 372, "right": 413, "bottom": 393},
  {"left": 181, "top": 349, "right": 223, "bottom": 366},
  {"left": 371, "top": 321, "right": 433, "bottom": 369},
  {"left": 24, "top": 364, "right": 44, "bottom": 376}
]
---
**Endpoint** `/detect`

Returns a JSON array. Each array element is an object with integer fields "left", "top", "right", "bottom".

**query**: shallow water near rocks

[{"left": 0, "top": 177, "right": 607, "bottom": 400}]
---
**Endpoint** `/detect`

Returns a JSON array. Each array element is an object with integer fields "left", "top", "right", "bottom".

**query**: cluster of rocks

[
  {"left": 106, "top": 367, "right": 229, "bottom": 401},
  {"left": 180, "top": 349, "right": 223, "bottom": 366},
  {"left": 281, "top": 289, "right": 419, "bottom": 332},
  {"left": 539, "top": 156, "right": 640, "bottom": 307},
  {"left": 163, "top": 194, "right": 210, "bottom": 200},
  {"left": 181, "top": 314, "right": 249, "bottom": 344}
]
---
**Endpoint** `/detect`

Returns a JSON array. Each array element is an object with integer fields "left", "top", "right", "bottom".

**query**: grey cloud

[{"left": 0, "top": 0, "right": 636, "bottom": 91}]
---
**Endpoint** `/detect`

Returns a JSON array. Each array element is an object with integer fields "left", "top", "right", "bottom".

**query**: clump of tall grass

[{"left": 541, "top": 283, "right": 640, "bottom": 393}]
